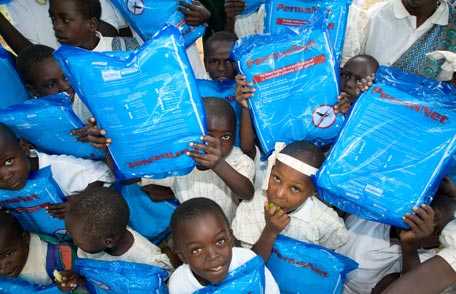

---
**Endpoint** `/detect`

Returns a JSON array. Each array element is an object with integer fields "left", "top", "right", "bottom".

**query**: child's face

[
  {"left": 49, "top": 0, "right": 97, "bottom": 48},
  {"left": 0, "top": 229, "right": 29, "bottom": 278},
  {"left": 65, "top": 214, "right": 108, "bottom": 254},
  {"left": 175, "top": 213, "right": 233, "bottom": 285},
  {"left": 205, "top": 41, "right": 236, "bottom": 81},
  {"left": 0, "top": 140, "right": 31, "bottom": 191},
  {"left": 207, "top": 115, "right": 235, "bottom": 158},
  {"left": 341, "top": 59, "right": 376, "bottom": 99},
  {"left": 29, "top": 57, "right": 75, "bottom": 100},
  {"left": 266, "top": 161, "right": 315, "bottom": 213}
]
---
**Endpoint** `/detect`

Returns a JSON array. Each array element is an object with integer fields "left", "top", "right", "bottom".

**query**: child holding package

[
  {"left": 232, "top": 140, "right": 348, "bottom": 260},
  {"left": 59, "top": 185, "right": 172, "bottom": 292},
  {"left": 141, "top": 98, "right": 254, "bottom": 222},
  {"left": 168, "top": 197, "right": 280, "bottom": 293},
  {"left": 204, "top": 31, "right": 238, "bottom": 81}
]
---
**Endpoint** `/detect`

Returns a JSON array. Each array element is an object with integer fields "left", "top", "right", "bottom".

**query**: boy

[
  {"left": 204, "top": 31, "right": 238, "bottom": 81},
  {"left": 232, "top": 141, "right": 349, "bottom": 260},
  {"left": 168, "top": 197, "right": 280, "bottom": 293},
  {"left": 141, "top": 98, "right": 254, "bottom": 222}
]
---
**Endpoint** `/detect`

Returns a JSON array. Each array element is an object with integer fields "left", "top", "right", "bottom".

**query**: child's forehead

[
  {"left": 177, "top": 213, "right": 228, "bottom": 238},
  {"left": 207, "top": 40, "right": 235, "bottom": 54}
]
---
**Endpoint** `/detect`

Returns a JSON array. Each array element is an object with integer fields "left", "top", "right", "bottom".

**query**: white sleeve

[
  {"left": 168, "top": 265, "right": 201, "bottom": 294},
  {"left": 234, "top": 4, "right": 265, "bottom": 38},
  {"left": 232, "top": 193, "right": 266, "bottom": 247},
  {"left": 438, "top": 220, "right": 456, "bottom": 272},
  {"left": 315, "top": 204, "right": 349, "bottom": 250},
  {"left": 231, "top": 153, "right": 255, "bottom": 184},
  {"left": 100, "top": 0, "right": 128, "bottom": 29},
  {"left": 342, "top": 4, "right": 369, "bottom": 65}
]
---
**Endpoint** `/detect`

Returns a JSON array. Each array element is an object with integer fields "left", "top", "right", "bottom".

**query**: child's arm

[
  {"left": 141, "top": 183, "right": 176, "bottom": 202},
  {"left": 188, "top": 135, "right": 254, "bottom": 200},
  {"left": 252, "top": 202, "right": 289, "bottom": 261},
  {"left": 235, "top": 75, "right": 257, "bottom": 159},
  {"left": 0, "top": 12, "right": 32, "bottom": 54},
  {"left": 178, "top": 0, "right": 211, "bottom": 26},
  {"left": 71, "top": 117, "right": 111, "bottom": 149},
  {"left": 224, "top": 0, "right": 245, "bottom": 32}
]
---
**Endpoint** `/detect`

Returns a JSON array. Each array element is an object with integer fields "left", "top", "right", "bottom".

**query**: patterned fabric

[{"left": 393, "top": 5, "right": 455, "bottom": 79}]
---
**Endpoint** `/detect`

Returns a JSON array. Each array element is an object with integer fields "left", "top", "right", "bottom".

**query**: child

[
  {"left": 203, "top": 31, "right": 238, "bottom": 81},
  {"left": 168, "top": 197, "right": 280, "bottom": 293},
  {"left": 64, "top": 186, "right": 172, "bottom": 274},
  {"left": 232, "top": 140, "right": 348, "bottom": 260},
  {"left": 337, "top": 189, "right": 456, "bottom": 294},
  {"left": 141, "top": 97, "right": 255, "bottom": 222}
]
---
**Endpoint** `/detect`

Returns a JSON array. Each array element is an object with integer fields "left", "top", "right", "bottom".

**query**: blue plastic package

[
  {"left": 316, "top": 69, "right": 456, "bottom": 228},
  {"left": 75, "top": 258, "right": 169, "bottom": 294},
  {"left": 0, "top": 278, "right": 60, "bottom": 294},
  {"left": 0, "top": 94, "right": 104, "bottom": 160},
  {"left": 266, "top": 235, "right": 357, "bottom": 294},
  {"left": 264, "top": 0, "right": 351, "bottom": 63},
  {"left": 0, "top": 46, "right": 29, "bottom": 108},
  {"left": 110, "top": 0, "right": 205, "bottom": 47},
  {"left": 232, "top": 29, "right": 344, "bottom": 156},
  {"left": 0, "top": 167, "right": 66, "bottom": 237},
  {"left": 195, "top": 255, "right": 265, "bottom": 293},
  {"left": 54, "top": 25, "right": 206, "bottom": 180},
  {"left": 120, "top": 184, "right": 177, "bottom": 244},
  {"left": 196, "top": 79, "right": 241, "bottom": 145},
  {"left": 242, "top": 0, "right": 265, "bottom": 15}
]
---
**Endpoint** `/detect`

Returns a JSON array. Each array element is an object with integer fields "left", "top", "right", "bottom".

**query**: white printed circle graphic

[
  {"left": 312, "top": 105, "right": 336, "bottom": 129},
  {"left": 127, "top": 0, "right": 145, "bottom": 15}
]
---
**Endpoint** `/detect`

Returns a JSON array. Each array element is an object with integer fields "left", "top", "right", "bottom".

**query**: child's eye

[
  {"left": 221, "top": 134, "right": 232, "bottom": 141},
  {"left": 216, "top": 239, "right": 226, "bottom": 247},
  {"left": 4, "top": 159, "right": 14, "bottom": 167},
  {"left": 272, "top": 175, "right": 280, "bottom": 183},
  {"left": 191, "top": 248, "right": 202, "bottom": 255},
  {"left": 63, "top": 18, "right": 71, "bottom": 24},
  {"left": 290, "top": 186, "right": 301, "bottom": 193},
  {"left": 45, "top": 81, "right": 57, "bottom": 89}
]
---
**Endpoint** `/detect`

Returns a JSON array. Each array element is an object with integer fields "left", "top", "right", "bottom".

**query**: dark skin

[
  {"left": 174, "top": 213, "right": 234, "bottom": 285},
  {"left": 224, "top": 0, "right": 245, "bottom": 32},
  {"left": 0, "top": 226, "right": 29, "bottom": 279},
  {"left": 49, "top": 0, "right": 99, "bottom": 50},
  {"left": 252, "top": 161, "right": 316, "bottom": 261},
  {"left": 178, "top": 0, "right": 211, "bottom": 26},
  {"left": 0, "top": 13, "right": 32, "bottom": 55},
  {"left": 401, "top": 0, "right": 438, "bottom": 27},
  {"left": 204, "top": 40, "right": 236, "bottom": 81}
]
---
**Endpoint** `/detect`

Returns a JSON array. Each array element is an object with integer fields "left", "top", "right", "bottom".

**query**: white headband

[{"left": 262, "top": 142, "right": 319, "bottom": 190}]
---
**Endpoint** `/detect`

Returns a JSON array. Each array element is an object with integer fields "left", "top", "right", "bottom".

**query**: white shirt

[
  {"left": 342, "top": 4, "right": 369, "bottom": 65},
  {"left": 337, "top": 215, "right": 436, "bottom": 294},
  {"left": 361, "top": 0, "right": 450, "bottom": 65},
  {"left": 438, "top": 220, "right": 456, "bottom": 272},
  {"left": 141, "top": 147, "right": 255, "bottom": 222},
  {"left": 2, "top": 0, "right": 127, "bottom": 49},
  {"left": 19, "top": 234, "right": 52, "bottom": 286},
  {"left": 77, "top": 228, "right": 172, "bottom": 271},
  {"left": 232, "top": 191, "right": 349, "bottom": 250},
  {"left": 168, "top": 247, "right": 280, "bottom": 294},
  {"left": 234, "top": 5, "right": 265, "bottom": 38},
  {"left": 187, "top": 42, "right": 209, "bottom": 79},
  {"left": 93, "top": 32, "right": 114, "bottom": 52},
  {"left": 37, "top": 151, "right": 114, "bottom": 196}
]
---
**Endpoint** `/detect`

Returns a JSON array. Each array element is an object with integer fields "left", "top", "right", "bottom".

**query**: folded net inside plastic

[{"left": 0, "top": 46, "right": 29, "bottom": 108}]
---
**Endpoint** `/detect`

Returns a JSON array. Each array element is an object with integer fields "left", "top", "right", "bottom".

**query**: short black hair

[
  {"left": 0, "top": 123, "right": 19, "bottom": 148},
  {"left": 204, "top": 31, "right": 238, "bottom": 57},
  {"left": 67, "top": 186, "right": 129, "bottom": 239},
  {"left": 0, "top": 210, "right": 24, "bottom": 239},
  {"left": 203, "top": 97, "right": 236, "bottom": 129},
  {"left": 345, "top": 54, "right": 379, "bottom": 71},
  {"left": 16, "top": 45, "right": 55, "bottom": 84},
  {"left": 49, "top": 0, "right": 102, "bottom": 20},
  {"left": 171, "top": 198, "right": 229, "bottom": 241},
  {"left": 280, "top": 140, "right": 326, "bottom": 169}
]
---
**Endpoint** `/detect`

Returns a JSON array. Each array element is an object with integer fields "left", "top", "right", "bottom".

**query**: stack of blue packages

[
  {"left": 75, "top": 259, "right": 169, "bottom": 294},
  {"left": 110, "top": 0, "right": 205, "bottom": 47},
  {"left": 54, "top": 25, "right": 206, "bottom": 180},
  {"left": 0, "top": 93, "right": 103, "bottom": 160},
  {"left": 196, "top": 79, "right": 241, "bottom": 145},
  {"left": 232, "top": 29, "right": 344, "bottom": 156},
  {"left": 0, "top": 278, "right": 60, "bottom": 294},
  {"left": 196, "top": 256, "right": 266, "bottom": 293},
  {"left": 120, "top": 184, "right": 177, "bottom": 244},
  {"left": 0, "top": 46, "right": 29, "bottom": 108},
  {"left": 267, "top": 235, "right": 357, "bottom": 294},
  {"left": 0, "top": 167, "right": 66, "bottom": 237},
  {"left": 317, "top": 67, "right": 456, "bottom": 228},
  {"left": 264, "top": 0, "right": 351, "bottom": 64}
]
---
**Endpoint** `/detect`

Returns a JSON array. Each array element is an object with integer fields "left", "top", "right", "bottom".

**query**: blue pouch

[
  {"left": 0, "top": 94, "right": 104, "bottom": 160},
  {"left": 0, "top": 167, "right": 66, "bottom": 237},
  {"left": 54, "top": 25, "right": 206, "bottom": 180},
  {"left": 316, "top": 69, "right": 456, "bottom": 228},
  {"left": 266, "top": 235, "right": 357, "bottom": 294},
  {"left": 232, "top": 29, "right": 344, "bottom": 156},
  {"left": 195, "top": 255, "right": 266, "bottom": 293},
  {"left": 242, "top": 0, "right": 265, "bottom": 15},
  {"left": 0, "top": 46, "right": 29, "bottom": 108},
  {"left": 196, "top": 79, "right": 241, "bottom": 145},
  {"left": 110, "top": 0, "right": 205, "bottom": 47},
  {"left": 75, "top": 258, "right": 169, "bottom": 294},
  {"left": 0, "top": 278, "right": 60, "bottom": 294},
  {"left": 120, "top": 183, "right": 177, "bottom": 244},
  {"left": 264, "top": 0, "right": 351, "bottom": 63}
]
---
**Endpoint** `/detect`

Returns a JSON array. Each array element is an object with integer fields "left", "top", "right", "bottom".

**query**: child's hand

[
  {"left": 54, "top": 270, "right": 85, "bottom": 292},
  {"left": 187, "top": 135, "right": 223, "bottom": 169},
  {"left": 400, "top": 205, "right": 435, "bottom": 248},
  {"left": 71, "top": 117, "right": 111, "bottom": 149},
  {"left": 141, "top": 184, "right": 175, "bottom": 202},
  {"left": 225, "top": 0, "right": 246, "bottom": 18},
  {"left": 335, "top": 74, "right": 375, "bottom": 114},
  {"left": 179, "top": 0, "right": 211, "bottom": 26},
  {"left": 334, "top": 92, "right": 353, "bottom": 114},
  {"left": 264, "top": 202, "right": 290, "bottom": 235},
  {"left": 46, "top": 202, "right": 70, "bottom": 219},
  {"left": 235, "top": 75, "right": 255, "bottom": 109}
]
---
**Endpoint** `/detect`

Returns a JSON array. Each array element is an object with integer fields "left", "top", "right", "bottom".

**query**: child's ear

[
  {"left": 18, "top": 139, "right": 31, "bottom": 154},
  {"left": 104, "top": 238, "right": 114, "bottom": 249},
  {"left": 88, "top": 17, "right": 99, "bottom": 33}
]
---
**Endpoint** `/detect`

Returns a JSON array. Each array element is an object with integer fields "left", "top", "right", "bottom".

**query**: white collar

[
  {"left": 288, "top": 195, "right": 316, "bottom": 222},
  {"left": 93, "top": 31, "right": 113, "bottom": 52},
  {"left": 393, "top": 0, "right": 449, "bottom": 26}
]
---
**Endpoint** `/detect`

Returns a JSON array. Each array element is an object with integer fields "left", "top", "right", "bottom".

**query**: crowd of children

[{"left": 0, "top": 0, "right": 455, "bottom": 293}]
